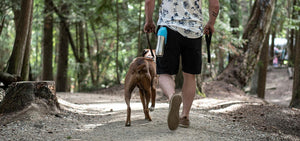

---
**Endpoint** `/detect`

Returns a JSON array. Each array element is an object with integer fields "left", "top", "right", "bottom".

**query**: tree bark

[
  {"left": 290, "top": 6, "right": 300, "bottom": 108},
  {"left": 11, "top": 0, "right": 21, "bottom": 31},
  {"left": 56, "top": 3, "right": 69, "bottom": 92},
  {"left": 217, "top": 0, "right": 275, "bottom": 88},
  {"left": 77, "top": 20, "right": 86, "bottom": 91},
  {"left": 91, "top": 23, "right": 100, "bottom": 84},
  {"left": 0, "top": 81, "right": 59, "bottom": 114},
  {"left": 249, "top": 65, "right": 258, "bottom": 95},
  {"left": 288, "top": 0, "right": 297, "bottom": 67},
  {"left": 257, "top": 31, "right": 270, "bottom": 99},
  {"left": 42, "top": 0, "right": 54, "bottom": 81},
  {"left": 230, "top": 0, "right": 240, "bottom": 37},
  {"left": 85, "top": 22, "right": 96, "bottom": 85},
  {"left": 6, "top": 0, "right": 33, "bottom": 76},
  {"left": 270, "top": 28, "right": 276, "bottom": 65},
  {"left": 218, "top": 47, "right": 225, "bottom": 74},
  {"left": 21, "top": 0, "right": 33, "bottom": 81},
  {"left": 115, "top": 0, "right": 120, "bottom": 84},
  {"left": 175, "top": 58, "right": 183, "bottom": 89}
]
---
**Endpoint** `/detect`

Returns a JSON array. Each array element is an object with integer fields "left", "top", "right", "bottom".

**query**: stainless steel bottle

[{"left": 156, "top": 35, "right": 165, "bottom": 57}]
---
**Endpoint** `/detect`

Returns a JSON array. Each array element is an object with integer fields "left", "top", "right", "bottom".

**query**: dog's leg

[
  {"left": 139, "top": 88, "right": 152, "bottom": 121},
  {"left": 139, "top": 89, "right": 147, "bottom": 118},
  {"left": 125, "top": 90, "right": 131, "bottom": 126},
  {"left": 149, "top": 78, "right": 157, "bottom": 112},
  {"left": 144, "top": 87, "right": 152, "bottom": 121},
  {"left": 125, "top": 81, "right": 135, "bottom": 126},
  {"left": 149, "top": 85, "right": 156, "bottom": 112}
]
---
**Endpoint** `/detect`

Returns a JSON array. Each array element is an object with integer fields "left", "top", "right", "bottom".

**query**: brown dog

[{"left": 125, "top": 49, "right": 157, "bottom": 126}]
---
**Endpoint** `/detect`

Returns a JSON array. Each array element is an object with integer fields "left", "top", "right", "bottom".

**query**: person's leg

[
  {"left": 181, "top": 72, "right": 196, "bottom": 119},
  {"left": 159, "top": 74, "right": 182, "bottom": 130},
  {"left": 179, "top": 36, "right": 201, "bottom": 126},
  {"left": 155, "top": 27, "right": 182, "bottom": 130},
  {"left": 158, "top": 74, "right": 175, "bottom": 100}
]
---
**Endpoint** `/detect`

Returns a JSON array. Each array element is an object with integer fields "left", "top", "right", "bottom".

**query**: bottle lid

[{"left": 157, "top": 27, "right": 167, "bottom": 44}]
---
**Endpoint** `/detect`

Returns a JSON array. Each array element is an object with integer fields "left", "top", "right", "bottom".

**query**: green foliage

[
  {"left": 0, "top": 9, "right": 15, "bottom": 71},
  {"left": 196, "top": 87, "right": 206, "bottom": 98},
  {"left": 289, "top": 5, "right": 300, "bottom": 30}
]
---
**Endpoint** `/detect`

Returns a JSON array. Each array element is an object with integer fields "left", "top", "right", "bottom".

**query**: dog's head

[{"left": 143, "top": 49, "right": 156, "bottom": 61}]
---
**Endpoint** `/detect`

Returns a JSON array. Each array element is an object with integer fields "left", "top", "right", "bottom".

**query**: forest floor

[{"left": 0, "top": 67, "right": 300, "bottom": 141}]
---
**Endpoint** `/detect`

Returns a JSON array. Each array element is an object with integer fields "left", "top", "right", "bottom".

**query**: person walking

[{"left": 144, "top": 0, "right": 219, "bottom": 130}]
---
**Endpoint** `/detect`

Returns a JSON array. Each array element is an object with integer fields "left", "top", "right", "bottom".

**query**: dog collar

[{"left": 145, "top": 56, "right": 155, "bottom": 62}]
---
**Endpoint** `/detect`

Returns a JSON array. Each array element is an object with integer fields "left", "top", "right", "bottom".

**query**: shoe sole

[
  {"left": 179, "top": 123, "right": 189, "bottom": 128},
  {"left": 167, "top": 95, "right": 182, "bottom": 130}
]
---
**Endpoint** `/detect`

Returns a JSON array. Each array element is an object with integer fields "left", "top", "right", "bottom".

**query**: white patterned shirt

[{"left": 157, "top": 0, "right": 203, "bottom": 38}]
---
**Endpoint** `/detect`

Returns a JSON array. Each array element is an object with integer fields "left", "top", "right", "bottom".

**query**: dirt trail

[{"left": 0, "top": 67, "right": 299, "bottom": 141}]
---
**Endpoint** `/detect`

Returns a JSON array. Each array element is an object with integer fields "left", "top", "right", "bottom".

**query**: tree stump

[{"left": 0, "top": 81, "right": 60, "bottom": 114}]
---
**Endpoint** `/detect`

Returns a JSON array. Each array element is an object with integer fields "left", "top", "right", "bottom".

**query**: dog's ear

[{"left": 142, "top": 49, "right": 149, "bottom": 57}]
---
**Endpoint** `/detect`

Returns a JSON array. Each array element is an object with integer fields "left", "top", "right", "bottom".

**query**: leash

[
  {"left": 205, "top": 32, "right": 212, "bottom": 63},
  {"left": 146, "top": 33, "right": 155, "bottom": 58}
]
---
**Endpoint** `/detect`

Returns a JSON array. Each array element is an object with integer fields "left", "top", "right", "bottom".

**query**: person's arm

[
  {"left": 144, "top": 0, "right": 156, "bottom": 33},
  {"left": 204, "top": 0, "right": 219, "bottom": 34}
]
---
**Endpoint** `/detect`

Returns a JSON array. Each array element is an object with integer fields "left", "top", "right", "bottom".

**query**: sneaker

[
  {"left": 167, "top": 94, "right": 182, "bottom": 130},
  {"left": 179, "top": 116, "right": 190, "bottom": 128}
]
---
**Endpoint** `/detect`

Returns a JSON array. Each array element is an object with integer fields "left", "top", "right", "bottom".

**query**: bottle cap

[{"left": 157, "top": 27, "right": 167, "bottom": 44}]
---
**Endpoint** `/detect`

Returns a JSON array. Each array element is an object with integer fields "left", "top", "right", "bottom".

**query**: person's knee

[{"left": 183, "top": 72, "right": 195, "bottom": 80}]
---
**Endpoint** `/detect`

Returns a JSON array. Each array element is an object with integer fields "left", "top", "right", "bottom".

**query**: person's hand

[
  {"left": 144, "top": 21, "right": 156, "bottom": 33},
  {"left": 203, "top": 21, "right": 215, "bottom": 35}
]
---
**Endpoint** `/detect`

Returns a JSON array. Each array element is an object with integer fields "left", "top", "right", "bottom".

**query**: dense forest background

[{"left": 0, "top": 0, "right": 299, "bottom": 106}]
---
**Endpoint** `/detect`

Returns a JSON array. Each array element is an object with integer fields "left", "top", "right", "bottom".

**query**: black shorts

[{"left": 156, "top": 27, "right": 202, "bottom": 75}]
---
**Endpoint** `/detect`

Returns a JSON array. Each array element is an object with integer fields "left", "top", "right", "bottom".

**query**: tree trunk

[
  {"left": 42, "top": 0, "right": 54, "bottom": 81},
  {"left": 217, "top": 0, "right": 275, "bottom": 88},
  {"left": 230, "top": 0, "right": 240, "bottom": 37},
  {"left": 115, "top": 0, "right": 120, "bottom": 84},
  {"left": 0, "top": 81, "right": 59, "bottom": 114},
  {"left": 257, "top": 31, "right": 270, "bottom": 99},
  {"left": 196, "top": 54, "right": 208, "bottom": 93},
  {"left": 290, "top": 7, "right": 300, "bottom": 108},
  {"left": 11, "top": 0, "right": 21, "bottom": 32},
  {"left": 6, "top": 0, "right": 33, "bottom": 76},
  {"left": 91, "top": 23, "right": 100, "bottom": 84},
  {"left": 21, "top": 1, "right": 33, "bottom": 81},
  {"left": 56, "top": 3, "right": 69, "bottom": 92},
  {"left": 218, "top": 47, "right": 225, "bottom": 74},
  {"left": 250, "top": 31, "right": 270, "bottom": 96},
  {"left": 175, "top": 58, "right": 183, "bottom": 89},
  {"left": 77, "top": 20, "right": 86, "bottom": 91},
  {"left": 249, "top": 65, "right": 258, "bottom": 95},
  {"left": 288, "top": 0, "right": 297, "bottom": 67},
  {"left": 270, "top": 29, "right": 276, "bottom": 65},
  {"left": 85, "top": 22, "right": 96, "bottom": 85},
  {"left": 48, "top": 0, "right": 83, "bottom": 63}
]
